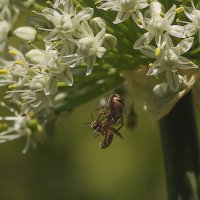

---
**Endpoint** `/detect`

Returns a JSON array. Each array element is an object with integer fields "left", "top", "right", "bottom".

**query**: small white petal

[
  {"left": 177, "top": 37, "right": 194, "bottom": 55},
  {"left": 46, "top": 28, "right": 59, "bottom": 41},
  {"left": 80, "top": 21, "right": 94, "bottom": 36},
  {"left": 165, "top": 5, "right": 176, "bottom": 24},
  {"left": 86, "top": 55, "right": 96, "bottom": 76},
  {"left": 139, "top": 45, "right": 156, "bottom": 58},
  {"left": 184, "top": 6, "right": 195, "bottom": 21},
  {"left": 153, "top": 82, "right": 169, "bottom": 98},
  {"left": 97, "top": 2, "right": 116, "bottom": 11},
  {"left": 138, "top": 0, "right": 148, "bottom": 9},
  {"left": 169, "top": 25, "right": 187, "bottom": 38},
  {"left": 95, "top": 30, "right": 105, "bottom": 46},
  {"left": 185, "top": 24, "right": 197, "bottom": 37},
  {"left": 150, "top": 1, "right": 162, "bottom": 16},
  {"left": 166, "top": 70, "right": 181, "bottom": 92},
  {"left": 61, "top": 39, "right": 76, "bottom": 55},
  {"left": 64, "top": 0, "right": 75, "bottom": 15},
  {"left": 42, "top": 8, "right": 62, "bottom": 25},
  {"left": 133, "top": 32, "right": 154, "bottom": 49},
  {"left": 77, "top": 36, "right": 94, "bottom": 57},
  {"left": 45, "top": 76, "right": 58, "bottom": 95},
  {"left": 62, "top": 53, "right": 83, "bottom": 66},
  {"left": 60, "top": 67, "right": 73, "bottom": 86},
  {"left": 177, "top": 56, "right": 198, "bottom": 69},
  {"left": 54, "top": 0, "right": 65, "bottom": 8},
  {"left": 96, "top": 47, "right": 106, "bottom": 58},
  {"left": 147, "top": 65, "right": 165, "bottom": 76},
  {"left": 76, "top": 7, "right": 94, "bottom": 22},
  {"left": 113, "top": 11, "right": 130, "bottom": 24},
  {"left": 131, "top": 10, "right": 144, "bottom": 28}
]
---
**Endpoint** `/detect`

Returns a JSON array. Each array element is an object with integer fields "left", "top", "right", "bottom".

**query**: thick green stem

[{"left": 159, "top": 92, "right": 200, "bottom": 200}]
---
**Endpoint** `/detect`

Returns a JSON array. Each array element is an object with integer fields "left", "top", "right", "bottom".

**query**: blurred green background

[
  {"left": 0, "top": 97, "right": 166, "bottom": 200},
  {"left": 0, "top": 2, "right": 167, "bottom": 199}
]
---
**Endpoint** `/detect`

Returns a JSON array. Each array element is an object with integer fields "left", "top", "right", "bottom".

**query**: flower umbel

[{"left": 141, "top": 37, "right": 197, "bottom": 92}]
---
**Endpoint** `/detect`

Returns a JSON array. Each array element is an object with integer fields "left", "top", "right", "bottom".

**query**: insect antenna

[{"left": 91, "top": 113, "right": 94, "bottom": 121}]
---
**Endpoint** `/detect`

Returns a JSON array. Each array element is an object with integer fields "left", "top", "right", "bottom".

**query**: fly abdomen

[{"left": 99, "top": 133, "right": 114, "bottom": 149}]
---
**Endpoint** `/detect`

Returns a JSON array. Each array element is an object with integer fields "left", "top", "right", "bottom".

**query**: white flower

[
  {"left": 184, "top": 2, "right": 200, "bottom": 42},
  {"left": 134, "top": 2, "right": 187, "bottom": 49},
  {"left": 26, "top": 48, "right": 56, "bottom": 66},
  {"left": 26, "top": 44, "right": 73, "bottom": 95},
  {"left": 0, "top": 100, "right": 56, "bottom": 153},
  {"left": 41, "top": 0, "right": 93, "bottom": 36},
  {"left": 14, "top": 26, "right": 37, "bottom": 41},
  {"left": 97, "top": 0, "right": 148, "bottom": 24},
  {"left": 76, "top": 21, "right": 106, "bottom": 75},
  {"left": 0, "top": 47, "right": 30, "bottom": 86},
  {"left": 36, "top": 0, "right": 95, "bottom": 57},
  {"left": 0, "top": 102, "right": 37, "bottom": 153},
  {"left": 141, "top": 37, "right": 197, "bottom": 91}
]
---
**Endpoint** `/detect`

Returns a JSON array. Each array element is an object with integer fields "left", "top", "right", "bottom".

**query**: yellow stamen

[
  {"left": 35, "top": 25, "right": 39, "bottom": 30},
  {"left": 27, "top": 41, "right": 32, "bottom": 46},
  {"left": 44, "top": 68, "right": 50, "bottom": 73},
  {"left": 176, "top": 18, "right": 180, "bottom": 23},
  {"left": 149, "top": 63, "right": 153, "bottom": 68},
  {"left": 0, "top": 123, "right": 8, "bottom": 129},
  {"left": 9, "top": 50, "right": 17, "bottom": 56},
  {"left": 8, "top": 84, "right": 17, "bottom": 89},
  {"left": 95, "top": 0, "right": 101, "bottom": 4},
  {"left": 160, "top": 12, "right": 165, "bottom": 18},
  {"left": 32, "top": 10, "right": 37, "bottom": 14},
  {"left": 146, "top": 0, "right": 152, "bottom": 4},
  {"left": 14, "top": 60, "right": 24, "bottom": 65},
  {"left": 57, "top": 82, "right": 67, "bottom": 87},
  {"left": 188, "top": 61, "right": 194, "bottom": 65},
  {"left": 137, "top": 19, "right": 142, "bottom": 25},
  {"left": 0, "top": 69, "right": 9, "bottom": 74},
  {"left": 28, "top": 75, "right": 32, "bottom": 80},
  {"left": 155, "top": 48, "right": 161, "bottom": 56},
  {"left": 176, "top": 7, "right": 184, "bottom": 14}
]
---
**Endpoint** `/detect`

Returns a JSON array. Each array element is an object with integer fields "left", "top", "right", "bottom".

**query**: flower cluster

[
  {"left": 35, "top": 0, "right": 117, "bottom": 75},
  {"left": 0, "top": 0, "right": 117, "bottom": 152},
  {"left": 98, "top": 0, "right": 199, "bottom": 97}
]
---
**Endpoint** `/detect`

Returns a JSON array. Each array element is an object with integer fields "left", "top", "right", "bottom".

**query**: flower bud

[
  {"left": 102, "top": 34, "right": 117, "bottom": 51},
  {"left": 26, "top": 49, "right": 46, "bottom": 64},
  {"left": 27, "top": 119, "right": 39, "bottom": 132},
  {"left": 14, "top": 27, "right": 37, "bottom": 41}
]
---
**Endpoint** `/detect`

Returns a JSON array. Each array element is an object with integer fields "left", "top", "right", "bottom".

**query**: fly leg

[
  {"left": 110, "top": 127, "right": 123, "bottom": 139},
  {"left": 116, "top": 116, "right": 124, "bottom": 131}
]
